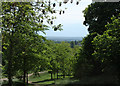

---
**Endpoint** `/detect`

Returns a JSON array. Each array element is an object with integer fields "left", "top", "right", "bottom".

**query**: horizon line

[{"left": 44, "top": 36, "right": 85, "bottom": 38}]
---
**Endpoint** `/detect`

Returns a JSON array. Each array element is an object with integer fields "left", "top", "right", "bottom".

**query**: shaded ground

[
  {"left": 1, "top": 71, "right": 48, "bottom": 86},
  {"left": 2, "top": 71, "right": 120, "bottom": 86},
  {"left": 28, "top": 72, "right": 75, "bottom": 86}
]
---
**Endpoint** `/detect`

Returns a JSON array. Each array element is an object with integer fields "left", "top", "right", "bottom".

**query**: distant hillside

[{"left": 45, "top": 36, "right": 83, "bottom": 41}]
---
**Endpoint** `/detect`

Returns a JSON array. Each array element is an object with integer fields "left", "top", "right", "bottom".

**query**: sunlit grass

[
  {"left": 2, "top": 72, "right": 78, "bottom": 86},
  {"left": 28, "top": 72, "right": 76, "bottom": 85}
]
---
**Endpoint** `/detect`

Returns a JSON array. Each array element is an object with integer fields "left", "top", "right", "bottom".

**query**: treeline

[
  {"left": 73, "top": 2, "right": 120, "bottom": 84},
  {"left": 2, "top": 38, "right": 79, "bottom": 85},
  {"left": 52, "top": 40, "right": 82, "bottom": 48},
  {"left": 42, "top": 40, "right": 79, "bottom": 79}
]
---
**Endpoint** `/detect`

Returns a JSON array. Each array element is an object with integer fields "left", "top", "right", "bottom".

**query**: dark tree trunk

[
  {"left": 57, "top": 70, "right": 58, "bottom": 79},
  {"left": 54, "top": 72, "right": 55, "bottom": 80},
  {"left": 23, "top": 54, "right": 26, "bottom": 86},
  {"left": 23, "top": 70, "right": 26, "bottom": 86},
  {"left": 51, "top": 73, "right": 53, "bottom": 80},
  {"left": 7, "top": 4, "right": 16, "bottom": 86},
  {"left": 8, "top": 58, "right": 12, "bottom": 86},
  {"left": 8, "top": 36, "right": 13, "bottom": 86},
  {"left": 54, "top": 72, "right": 55, "bottom": 84},
  {"left": 8, "top": 67, "right": 12, "bottom": 86},
  {"left": 27, "top": 73, "right": 28, "bottom": 85},
  {"left": 8, "top": 50, "right": 12, "bottom": 86},
  {"left": 63, "top": 71, "right": 65, "bottom": 78}
]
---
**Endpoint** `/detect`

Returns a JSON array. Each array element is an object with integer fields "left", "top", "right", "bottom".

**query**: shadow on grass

[
  {"left": 32, "top": 79, "right": 54, "bottom": 83},
  {"left": 65, "top": 84, "right": 120, "bottom": 86},
  {"left": 1, "top": 81, "right": 25, "bottom": 86},
  {"left": 31, "top": 79, "right": 65, "bottom": 86}
]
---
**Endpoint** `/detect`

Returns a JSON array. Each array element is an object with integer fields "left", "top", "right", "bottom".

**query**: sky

[{"left": 42, "top": 0, "right": 92, "bottom": 37}]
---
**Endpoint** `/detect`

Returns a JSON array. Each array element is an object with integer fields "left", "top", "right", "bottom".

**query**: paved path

[{"left": 0, "top": 77, "right": 8, "bottom": 82}]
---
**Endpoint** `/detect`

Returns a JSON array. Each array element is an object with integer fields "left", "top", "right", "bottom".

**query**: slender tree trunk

[
  {"left": 7, "top": 4, "right": 16, "bottom": 86},
  {"left": 51, "top": 72, "right": 53, "bottom": 80},
  {"left": 23, "top": 54, "right": 26, "bottom": 86},
  {"left": 63, "top": 60, "right": 65, "bottom": 78},
  {"left": 8, "top": 59, "right": 12, "bottom": 86},
  {"left": 8, "top": 46, "right": 12, "bottom": 86},
  {"left": 23, "top": 70, "right": 26, "bottom": 86},
  {"left": 8, "top": 34, "right": 13, "bottom": 86},
  {"left": 54, "top": 72, "right": 55, "bottom": 84},
  {"left": 57, "top": 70, "right": 58, "bottom": 79},
  {"left": 63, "top": 71, "right": 65, "bottom": 78},
  {"left": 54, "top": 72, "right": 55, "bottom": 80},
  {"left": 8, "top": 76, "right": 12, "bottom": 86},
  {"left": 27, "top": 73, "right": 28, "bottom": 85}
]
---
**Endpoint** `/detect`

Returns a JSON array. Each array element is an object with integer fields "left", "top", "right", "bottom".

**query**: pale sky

[{"left": 42, "top": 0, "right": 92, "bottom": 37}]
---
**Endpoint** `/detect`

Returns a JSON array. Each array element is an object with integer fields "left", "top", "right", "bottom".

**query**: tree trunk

[
  {"left": 54, "top": 72, "right": 55, "bottom": 80},
  {"left": 51, "top": 72, "right": 53, "bottom": 80},
  {"left": 27, "top": 73, "right": 28, "bottom": 85},
  {"left": 63, "top": 71, "right": 65, "bottom": 78},
  {"left": 8, "top": 57, "right": 12, "bottom": 86},
  {"left": 8, "top": 50, "right": 12, "bottom": 86},
  {"left": 8, "top": 68, "right": 12, "bottom": 86},
  {"left": 23, "top": 54, "right": 26, "bottom": 86},
  {"left": 54, "top": 72, "right": 55, "bottom": 84},
  {"left": 8, "top": 37, "right": 13, "bottom": 86},
  {"left": 7, "top": 4, "right": 16, "bottom": 86},
  {"left": 23, "top": 70, "right": 26, "bottom": 86},
  {"left": 57, "top": 70, "right": 58, "bottom": 79}
]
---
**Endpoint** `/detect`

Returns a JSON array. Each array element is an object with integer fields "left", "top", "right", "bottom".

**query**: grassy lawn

[
  {"left": 29, "top": 72, "right": 54, "bottom": 84},
  {"left": 2, "top": 72, "right": 77, "bottom": 86},
  {"left": 0, "top": 81, "right": 2, "bottom": 86},
  {"left": 28, "top": 72, "right": 78, "bottom": 85},
  {"left": 2, "top": 71, "right": 119, "bottom": 86}
]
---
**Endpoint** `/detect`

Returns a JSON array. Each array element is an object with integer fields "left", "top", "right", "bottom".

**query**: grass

[
  {"left": 0, "top": 81, "right": 1, "bottom": 83},
  {"left": 3, "top": 71, "right": 119, "bottom": 86},
  {"left": 1, "top": 78, "right": 23, "bottom": 86},
  {"left": 78, "top": 74, "right": 119, "bottom": 84},
  {"left": 28, "top": 72, "right": 77, "bottom": 85},
  {"left": 29, "top": 72, "right": 54, "bottom": 84}
]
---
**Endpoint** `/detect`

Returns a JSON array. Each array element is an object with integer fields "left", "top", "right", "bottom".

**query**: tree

[
  {"left": 1, "top": 1, "right": 64, "bottom": 86},
  {"left": 74, "top": 2, "right": 120, "bottom": 84},
  {"left": 73, "top": 33, "right": 100, "bottom": 79},
  {"left": 56, "top": 42, "right": 73, "bottom": 78},
  {"left": 92, "top": 13, "right": 120, "bottom": 83},
  {"left": 0, "top": 30, "right": 1, "bottom": 82},
  {"left": 74, "top": 2, "right": 120, "bottom": 79},
  {"left": 74, "top": 47, "right": 92, "bottom": 79},
  {"left": 44, "top": 41, "right": 74, "bottom": 79},
  {"left": 1, "top": 1, "right": 84, "bottom": 85},
  {"left": 83, "top": 2, "right": 120, "bottom": 34},
  {"left": 70, "top": 41, "right": 75, "bottom": 48}
]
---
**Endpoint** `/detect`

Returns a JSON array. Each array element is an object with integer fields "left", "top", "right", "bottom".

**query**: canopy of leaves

[
  {"left": 1, "top": 2, "right": 67, "bottom": 85},
  {"left": 83, "top": 2, "right": 120, "bottom": 34},
  {"left": 93, "top": 13, "right": 120, "bottom": 66},
  {"left": 92, "top": 14, "right": 120, "bottom": 82}
]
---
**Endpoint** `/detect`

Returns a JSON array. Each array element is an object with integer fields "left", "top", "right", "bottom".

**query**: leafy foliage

[
  {"left": 92, "top": 14, "right": 120, "bottom": 78},
  {"left": 1, "top": 1, "right": 67, "bottom": 86},
  {"left": 74, "top": 2, "right": 120, "bottom": 84},
  {"left": 83, "top": 2, "right": 120, "bottom": 34}
]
